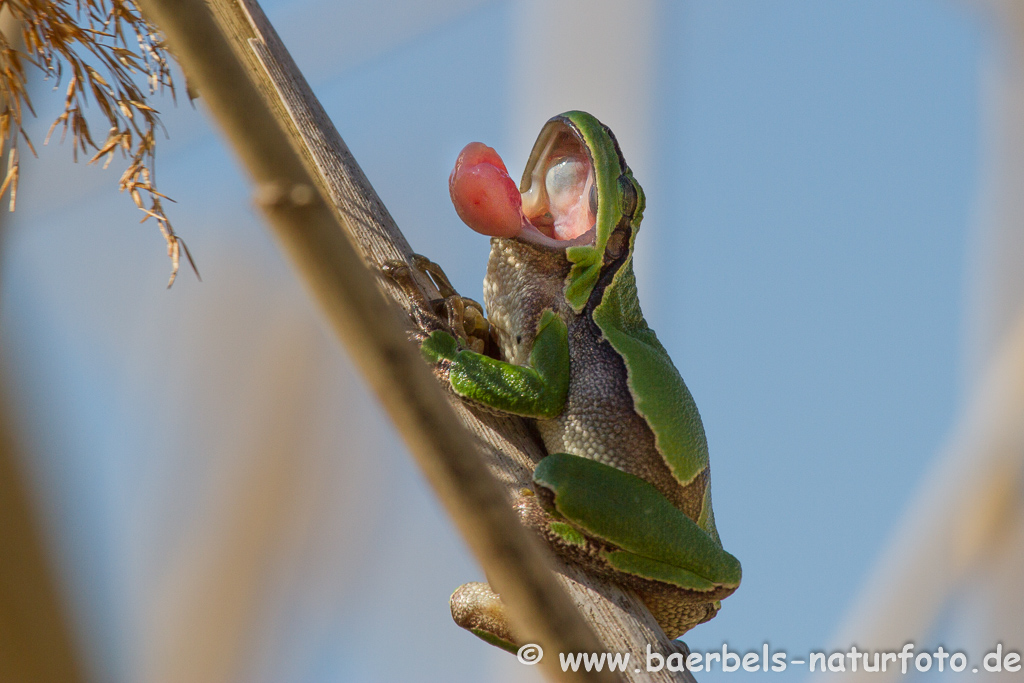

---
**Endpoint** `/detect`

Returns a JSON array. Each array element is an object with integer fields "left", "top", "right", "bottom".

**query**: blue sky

[{"left": 659, "top": 2, "right": 982, "bottom": 678}]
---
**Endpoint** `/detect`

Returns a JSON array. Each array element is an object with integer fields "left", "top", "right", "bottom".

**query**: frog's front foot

[
  {"left": 450, "top": 582, "right": 518, "bottom": 654},
  {"left": 381, "top": 258, "right": 444, "bottom": 343},
  {"left": 382, "top": 254, "right": 496, "bottom": 355}
]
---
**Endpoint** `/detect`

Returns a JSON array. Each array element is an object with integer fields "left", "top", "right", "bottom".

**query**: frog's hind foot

[{"left": 450, "top": 582, "right": 519, "bottom": 654}]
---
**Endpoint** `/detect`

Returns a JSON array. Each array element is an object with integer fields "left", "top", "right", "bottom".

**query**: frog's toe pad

[{"left": 450, "top": 582, "right": 518, "bottom": 654}]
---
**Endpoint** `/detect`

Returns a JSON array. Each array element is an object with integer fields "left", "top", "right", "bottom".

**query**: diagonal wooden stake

[{"left": 134, "top": 0, "right": 697, "bottom": 681}]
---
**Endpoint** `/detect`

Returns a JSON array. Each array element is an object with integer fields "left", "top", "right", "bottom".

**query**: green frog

[{"left": 398, "top": 111, "right": 740, "bottom": 652}]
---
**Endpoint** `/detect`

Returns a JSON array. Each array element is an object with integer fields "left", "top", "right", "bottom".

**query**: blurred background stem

[
  {"left": 0, "top": 394, "right": 86, "bottom": 683},
  {"left": 0, "top": 8, "right": 86, "bottom": 683}
]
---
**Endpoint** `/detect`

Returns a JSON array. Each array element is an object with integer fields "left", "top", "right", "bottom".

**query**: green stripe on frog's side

[
  {"left": 420, "top": 309, "right": 570, "bottom": 419},
  {"left": 592, "top": 263, "right": 710, "bottom": 488},
  {"left": 533, "top": 453, "right": 741, "bottom": 588},
  {"left": 697, "top": 477, "right": 720, "bottom": 544},
  {"left": 530, "top": 111, "right": 711, "bottom": 491}
]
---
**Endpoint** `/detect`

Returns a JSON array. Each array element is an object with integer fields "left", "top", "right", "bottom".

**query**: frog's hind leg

[{"left": 450, "top": 582, "right": 519, "bottom": 653}]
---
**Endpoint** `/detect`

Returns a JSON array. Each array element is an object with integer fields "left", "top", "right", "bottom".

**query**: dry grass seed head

[{"left": 0, "top": 0, "right": 195, "bottom": 285}]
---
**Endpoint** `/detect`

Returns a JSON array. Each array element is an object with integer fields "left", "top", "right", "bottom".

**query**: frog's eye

[{"left": 618, "top": 175, "right": 637, "bottom": 219}]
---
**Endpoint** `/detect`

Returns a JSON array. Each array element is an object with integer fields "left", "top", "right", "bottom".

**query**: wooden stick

[{"left": 135, "top": 0, "right": 696, "bottom": 680}]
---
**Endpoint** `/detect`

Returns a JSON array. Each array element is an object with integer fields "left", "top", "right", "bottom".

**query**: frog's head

[{"left": 449, "top": 111, "right": 645, "bottom": 310}]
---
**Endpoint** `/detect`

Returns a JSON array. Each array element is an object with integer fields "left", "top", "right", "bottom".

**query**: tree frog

[{"left": 398, "top": 111, "right": 740, "bottom": 652}]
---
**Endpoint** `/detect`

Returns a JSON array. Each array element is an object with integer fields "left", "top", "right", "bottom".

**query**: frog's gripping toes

[
  {"left": 434, "top": 111, "right": 740, "bottom": 648},
  {"left": 383, "top": 254, "right": 495, "bottom": 355}
]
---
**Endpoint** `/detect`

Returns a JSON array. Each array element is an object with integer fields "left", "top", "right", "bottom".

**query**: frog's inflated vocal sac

[{"left": 419, "top": 111, "right": 740, "bottom": 652}]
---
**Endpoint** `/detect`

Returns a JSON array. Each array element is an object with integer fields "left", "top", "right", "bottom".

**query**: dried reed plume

[{"left": 0, "top": 0, "right": 195, "bottom": 285}]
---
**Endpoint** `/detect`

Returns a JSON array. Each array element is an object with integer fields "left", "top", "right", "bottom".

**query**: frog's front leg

[
  {"left": 412, "top": 254, "right": 495, "bottom": 355},
  {"left": 422, "top": 308, "right": 570, "bottom": 418}
]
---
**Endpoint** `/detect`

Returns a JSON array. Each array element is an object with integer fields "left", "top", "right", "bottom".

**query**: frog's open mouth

[
  {"left": 516, "top": 119, "right": 597, "bottom": 248},
  {"left": 449, "top": 120, "right": 597, "bottom": 249}
]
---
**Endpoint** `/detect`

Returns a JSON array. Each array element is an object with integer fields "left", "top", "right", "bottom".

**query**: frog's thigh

[
  {"left": 532, "top": 453, "right": 741, "bottom": 589},
  {"left": 450, "top": 582, "right": 518, "bottom": 653}
]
